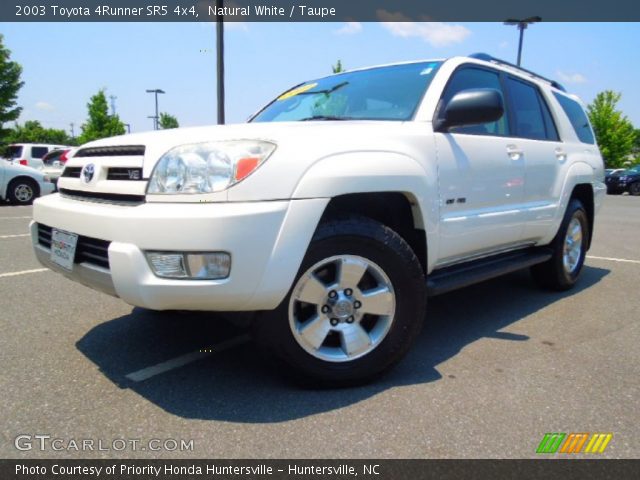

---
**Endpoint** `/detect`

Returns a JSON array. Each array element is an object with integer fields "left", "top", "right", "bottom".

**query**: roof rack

[{"left": 468, "top": 53, "right": 566, "bottom": 92}]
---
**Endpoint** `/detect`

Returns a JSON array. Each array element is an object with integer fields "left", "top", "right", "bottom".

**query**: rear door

[
  {"left": 502, "top": 76, "right": 564, "bottom": 242},
  {"left": 434, "top": 65, "right": 526, "bottom": 264}
]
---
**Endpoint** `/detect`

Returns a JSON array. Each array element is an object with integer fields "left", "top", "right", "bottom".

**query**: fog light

[
  {"left": 186, "top": 253, "right": 231, "bottom": 279},
  {"left": 147, "top": 253, "right": 188, "bottom": 278},
  {"left": 146, "top": 252, "right": 231, "bottom": 279}
]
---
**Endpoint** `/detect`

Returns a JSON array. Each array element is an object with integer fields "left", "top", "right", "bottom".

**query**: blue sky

[{"left": 1, "top": 22, "right": 638, "bottom": 134}]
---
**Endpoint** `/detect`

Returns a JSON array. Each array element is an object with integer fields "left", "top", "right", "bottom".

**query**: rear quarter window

[
  {"left": 31, "top": 146, "right": 49, "bottom": 158},
  {"left": 7, "top": 146, "right": 23, "bottom": 159},
  {"left": 553, "top": 92, "right": 595, "bottom": 144}
]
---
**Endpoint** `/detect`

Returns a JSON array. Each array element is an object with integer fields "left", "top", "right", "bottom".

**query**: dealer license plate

[{"left": 50, "top": 229, "right": 78, "bottom": 270}]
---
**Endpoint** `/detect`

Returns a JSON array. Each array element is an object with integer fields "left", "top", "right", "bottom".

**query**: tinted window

[
  {"left": 506, "top": 77, "right": 559, "bottom": 141},
  {"left": 43, "top": 149, "right": 64, "bottom": 165},
  {"left": 252, "top": 61, "right": 442, "bottom": 122},
  {"left": 7, "top": 146, "right": 23, "bottom": 159},
  {"left": 31, "top": 146, "right": 49, "bottom": 158},
  {"left": 440, "top": 67, "right": 509, "bottom": 136},
  {"left": 553, "top": 92, "right": 595, "bottom": 144},
  {"left": 539, "top": 93, "right": 559, "bottom": 141}
]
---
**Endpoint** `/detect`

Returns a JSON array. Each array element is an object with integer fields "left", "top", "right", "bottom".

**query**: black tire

[
  {"left": 629, "top": 182, "right": 640, "bottom": 196},
  {"left": 7, "top": 178, "right": 39, "bottom": 205},
  {"left": 252, "top": 216, "right": 426, "bottom": 386},
  {"left": 531, "top": 199, "right": 589, "bottom": 291}
]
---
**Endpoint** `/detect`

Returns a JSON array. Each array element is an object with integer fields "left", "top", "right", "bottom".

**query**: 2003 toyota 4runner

[{"left": 32, "top": 53, "right": 606, "bottom": 384}]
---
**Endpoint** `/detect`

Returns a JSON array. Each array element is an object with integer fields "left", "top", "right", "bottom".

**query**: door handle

[
  {"left": 555, "top": 148, "right": 567, "bottom": 162},
  {"left": 506, "top": 145, "right": 523, "bottom": 160}
]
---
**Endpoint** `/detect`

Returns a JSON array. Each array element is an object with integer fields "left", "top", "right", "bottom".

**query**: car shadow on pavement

[{"left": 76, "top": 265, "right": 609, "bottom": 423}]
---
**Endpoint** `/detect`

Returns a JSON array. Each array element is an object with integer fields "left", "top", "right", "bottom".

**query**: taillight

[
  {"left": 19, "top": 159, "right": 27, "bottom": 166},
  {"left": 60, "top": 150, "right": 69, "bottom": 163}
]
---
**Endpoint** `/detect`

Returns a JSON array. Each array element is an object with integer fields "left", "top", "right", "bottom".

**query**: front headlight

[{"left": 147, "top": 140, "right": 276, "bottom": 194}]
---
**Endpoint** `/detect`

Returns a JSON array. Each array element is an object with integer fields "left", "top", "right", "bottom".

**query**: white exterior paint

[{"left": 31, "top": 56, "right": 605, "bottom": 312}]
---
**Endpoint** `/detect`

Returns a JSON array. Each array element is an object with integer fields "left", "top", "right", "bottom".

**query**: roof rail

[{"left": 468, "top": 53, "right": 566, "bottom": 92}]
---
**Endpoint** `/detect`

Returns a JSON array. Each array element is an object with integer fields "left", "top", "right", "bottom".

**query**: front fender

[
  {"left": 292, "top": 151, "right": 430, "bottom": 200},
  {"left": 292, "top": 151, "right": 439, "bottom": 272}
]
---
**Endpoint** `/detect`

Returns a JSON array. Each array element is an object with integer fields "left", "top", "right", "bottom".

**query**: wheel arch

[
  {"left": 8, "top": 175, "right": 40, "bottom": 198},
  {"left": 570, "top": 183, "right": 594, "bottom": 249},
  {"left": 320, "top": 192, "right": 428, "bottom": 274},
  {"left": 291, "top": 150, "right": 436, "bottom": 272}
]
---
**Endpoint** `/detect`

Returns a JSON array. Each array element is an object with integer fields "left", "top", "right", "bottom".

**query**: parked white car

[
  {"left": 1, "top": 161, "right": 55, "bottom": 205},
  {"left": 31, "top": 53, "right": 605, "bottom": 384},
  {"left": 5, "top": 143, "right": 70, "bottom": 170}
]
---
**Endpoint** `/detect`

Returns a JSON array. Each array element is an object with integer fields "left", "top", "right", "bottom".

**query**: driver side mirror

[{"left": 435, "top": 88, "right": 504, "bottom": 132}]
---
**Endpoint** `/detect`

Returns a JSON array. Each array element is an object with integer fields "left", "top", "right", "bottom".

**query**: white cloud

[
  {"left": 35, "top": 101, "right": 54, "bottom": 111},
  {"left": 334, "top": 22, "right": 362, "bottom": 35},
  {"left": 499, "top": 41, "right": 509, "bottom": 49},
  {"left": 377, "top": 9, "right": 470, "bottom": 47},
  {"left": 557, "top": 71, "right": 587, "bottom": 84}
]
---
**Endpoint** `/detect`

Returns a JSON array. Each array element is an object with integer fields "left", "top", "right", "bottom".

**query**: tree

[
  {"left": 587, "top": 91, "right": 636, "bottom": 168},
  {"left": 0, "top": 34, "right": 24, "bottom": 143},
  {"left": 78, "top": 89, "right": 125, "bottom": 144},
  {"left": 5, "top": 120, "right": 73, "bottom": 145},
  {"left": 159, "top": 112, "right": 179, "bottom": 129},
  {"left": 332, "top": 60, "right": 344, "bottom": 73}
]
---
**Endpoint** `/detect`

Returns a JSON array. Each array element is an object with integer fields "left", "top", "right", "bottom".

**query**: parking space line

[
  {"left": 125, "top": 334, "right": 250, "bottom": 382},
  {"left": 0, "top": 216, "right": 31, "bottom": 220},
  {"left": 0, "top": 268, "right": 47, "bottom": 278},
  {"left": 587, "top": 255, "right": 640, "bottom": 265},
  {"left": 0, "top": 234, "right": 30, "bottom": 239}
]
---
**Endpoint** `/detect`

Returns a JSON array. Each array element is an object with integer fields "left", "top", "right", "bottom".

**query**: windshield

[{"left": 251, "top": 61, "right": 442, "bottom": 123}]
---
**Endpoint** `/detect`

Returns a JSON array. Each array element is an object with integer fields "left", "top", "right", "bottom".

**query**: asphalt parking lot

[{"left": 1, "top": 196, "right": 638, "bottom": 459}]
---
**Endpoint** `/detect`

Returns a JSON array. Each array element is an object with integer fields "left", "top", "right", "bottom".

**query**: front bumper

[
  {"left": 40, "top": 182, "right": 56, "bottom": 196},
  {"left": 32, "top": 194, "right": 328, "bottom": 311}
]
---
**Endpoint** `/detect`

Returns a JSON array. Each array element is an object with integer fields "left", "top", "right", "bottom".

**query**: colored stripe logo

[{"left": 537, "top": 433, "right": 612, "bottom": 454}]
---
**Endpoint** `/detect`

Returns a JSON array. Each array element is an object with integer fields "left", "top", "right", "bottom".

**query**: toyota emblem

[{"left": 82, "top": 164, "right": 95, "bottom": 183}]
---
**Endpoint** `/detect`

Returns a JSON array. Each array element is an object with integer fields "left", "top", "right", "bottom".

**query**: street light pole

[
  {"left": 146, "top": 89, "right": 165, "bottom": 130},
  {"left": 504, "top": 16, "right": 541, "bottom": 66},
  {"left": 216, "top": 1, "right": 225, "bottom": 125}
]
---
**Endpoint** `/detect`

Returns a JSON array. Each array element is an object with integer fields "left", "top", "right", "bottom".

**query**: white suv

[
  {"left": 31, "top": 54, "right": 605, "bottom": 384},
  {"left": 5, "top": 143, "right": 69, "bottom": 169}
]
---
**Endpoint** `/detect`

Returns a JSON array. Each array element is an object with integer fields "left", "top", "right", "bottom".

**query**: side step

[{"left": 426, "top": 248, "right": 553, "bottom": 297}]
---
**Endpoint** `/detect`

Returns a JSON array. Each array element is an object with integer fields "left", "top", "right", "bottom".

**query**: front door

[{"left": 434, "top": 65, "right": 526, "bottom": 264}]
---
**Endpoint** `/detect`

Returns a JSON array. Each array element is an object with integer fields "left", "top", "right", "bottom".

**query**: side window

[
  {"left": 440, "top": 67, "right": 509, "bottom": 136},
  {"left": 31, "top": 146, "right": 49, "bottom": 158},
  {"left": 506, "top": 77, "right": 559, "bottom": 141},
  {"left": 553, "top": 92, "right": 596, "bottom": 144}
]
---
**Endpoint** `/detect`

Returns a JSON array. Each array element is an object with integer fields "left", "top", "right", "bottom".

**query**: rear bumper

[{"left": 32, "top": 194, "right": 328, "bottom": 311}]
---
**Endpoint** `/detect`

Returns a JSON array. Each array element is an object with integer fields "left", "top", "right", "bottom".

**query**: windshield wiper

[
  {"left": 297, "top": 81, "right": 350, "bottom": 97},
  {"left": 299, "top": 115, "right": 352, "bottom": 121}
]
